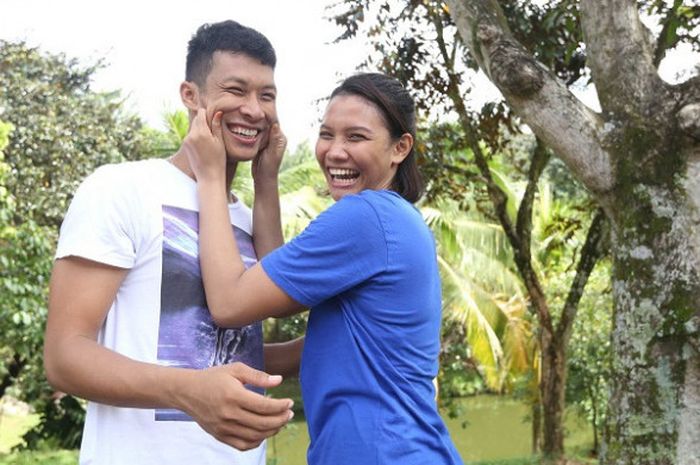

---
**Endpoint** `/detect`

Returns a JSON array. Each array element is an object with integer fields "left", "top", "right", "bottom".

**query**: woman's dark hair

[
  {"left": 186, "top": 20, "right": 276, "bottom": 87},
  {"left": 330, "top": 73, "right": 424, "bottom": 203}
]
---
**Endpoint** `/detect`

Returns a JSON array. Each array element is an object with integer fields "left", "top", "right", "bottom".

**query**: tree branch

[
  {"left": 556, "top": 209, "right": 608, "bottom": 345},
  {"left": 516, "top": 138, "right": 551, "bottom": 260},
  {"left": 444, "top": 0, "right": 614, "bottom": 195},
  {"left": 579, "top": 0, "right": 666, "bottom": 114}
]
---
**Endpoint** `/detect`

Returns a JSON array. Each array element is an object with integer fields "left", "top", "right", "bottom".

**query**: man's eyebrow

[{"left": 218, "top": 77, "right": 277, "bottom": 91}]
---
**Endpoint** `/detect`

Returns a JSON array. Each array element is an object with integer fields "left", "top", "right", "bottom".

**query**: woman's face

[{"left": 315, "top": 95, "right": 410, "bottom": 201}]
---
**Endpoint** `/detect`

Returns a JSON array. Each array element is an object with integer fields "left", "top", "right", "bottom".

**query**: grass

[
  {"left": 471, "top": 459, "right": 539, "bottom": 465},
  {"left": 0, "top": 449, "right": 78, "bottom": 465}
]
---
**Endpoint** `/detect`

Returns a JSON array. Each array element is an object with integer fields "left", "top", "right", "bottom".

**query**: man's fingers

[
  {"left": 231, "top": 362, "right": 283, "bottom": 389},
  {"left": 232, "top": 384, "right": 293, "bottom": 416},
  {"left": 224, "top": 404, "right": 293, "bottom": 434}
]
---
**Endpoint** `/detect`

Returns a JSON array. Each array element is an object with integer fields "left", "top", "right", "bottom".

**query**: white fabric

[{"left": 56, "top": 158, "right": 265, "bottom": 465}]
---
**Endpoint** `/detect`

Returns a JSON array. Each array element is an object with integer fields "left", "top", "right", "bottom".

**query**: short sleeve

[
  {"left": 261, "top": 194, "right": 388, "bottom": 307},
  {"left": 55, "top": 164, "right": 137, "bottom": 269}
]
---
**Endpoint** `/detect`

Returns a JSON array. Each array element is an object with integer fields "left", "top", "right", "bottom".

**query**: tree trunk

[
  {"left": 539, "top": 331, "right": 566, "bottom": 458},
  {"left": 532, "top": 397, "right": 542, "bottom": 454},
  {"left": 604, "top": 177, "right": 700, "bottom": 465}
]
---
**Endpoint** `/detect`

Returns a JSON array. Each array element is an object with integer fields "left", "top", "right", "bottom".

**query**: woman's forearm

[
  {"left": 197, "top": 178, "right": 249, "bottom": 322},
  {"left": 253, "top": 178, "right": 284, "bottom": 258}
]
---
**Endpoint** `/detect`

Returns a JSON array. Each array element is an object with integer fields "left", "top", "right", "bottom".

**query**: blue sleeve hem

[{"left": 260, "top": 256, "right": 315, "bottom": 308}]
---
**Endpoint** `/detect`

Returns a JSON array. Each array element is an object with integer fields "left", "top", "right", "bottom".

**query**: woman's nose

[{"left": 325, "top": 139, "right": 349, "bottom": 161}]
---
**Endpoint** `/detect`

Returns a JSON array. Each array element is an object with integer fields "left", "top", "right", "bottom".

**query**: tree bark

[{"left": 539, "top": 329, "right": 566, "bottom": 460}]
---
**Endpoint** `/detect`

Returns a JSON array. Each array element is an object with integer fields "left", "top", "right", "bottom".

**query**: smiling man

[{"left": 43, "top": 20, "right": 302, "bottom": 465}]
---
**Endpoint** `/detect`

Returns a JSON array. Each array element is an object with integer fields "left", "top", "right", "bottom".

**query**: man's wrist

[
  {"left": 253, "top": 177, "right": 280, "bottom": 193},
  {"left": 161, "top": 367, "right": 197, "bottom": 413}
]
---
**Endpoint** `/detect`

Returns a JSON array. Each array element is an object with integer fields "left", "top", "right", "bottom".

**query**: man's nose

[{"left": 240, "top": 95, "right": 265, "bottom": 120}]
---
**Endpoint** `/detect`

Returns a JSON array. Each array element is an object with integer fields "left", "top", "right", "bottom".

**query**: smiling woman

[
  {"left": 316, "top": 73, "right": 423, "bottom": 202},
  {"left": 316, "top": 95, "right": 410, "bottom": 199}
]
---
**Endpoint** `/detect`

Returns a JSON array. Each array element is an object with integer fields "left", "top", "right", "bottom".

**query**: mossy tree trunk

[{"left": 445, "top": 0, "right": 700, "bottom": 463}]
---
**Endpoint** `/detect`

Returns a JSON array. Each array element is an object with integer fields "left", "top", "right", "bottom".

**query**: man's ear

[
  {"left": 180, "top": 81, "right": 200, "bottom": 112},
  {"left": 391, "top": 133, "right": 413, "bottom": 165}
]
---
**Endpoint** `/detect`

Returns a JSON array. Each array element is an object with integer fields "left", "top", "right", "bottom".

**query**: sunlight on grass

[
  {"left": 0, "top": 449, "right": 78, "bottom": 465},
  {"left": 0, "top": 413, "right": 37, "bottom": 453}
]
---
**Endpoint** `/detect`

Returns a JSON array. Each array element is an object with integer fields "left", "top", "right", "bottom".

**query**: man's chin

[{"left": 225, "top": 148, "right": 259, "bottom": 163}]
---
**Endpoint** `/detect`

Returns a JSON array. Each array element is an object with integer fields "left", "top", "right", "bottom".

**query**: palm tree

[{"left": 423, "top": 198, "right": 534, "bottom": 392}]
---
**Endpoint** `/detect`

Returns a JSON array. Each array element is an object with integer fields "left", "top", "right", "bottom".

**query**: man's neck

[{"left": 169, "top": 149, "right": 238, "bottom": 192}]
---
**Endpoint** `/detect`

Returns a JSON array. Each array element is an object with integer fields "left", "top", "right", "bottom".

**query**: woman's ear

[
  {"left": 391, "top": 133, "right": 414, "bottom": 165},
  {"left": 180, "top": 81, "right": 200, "bottom": 112}
]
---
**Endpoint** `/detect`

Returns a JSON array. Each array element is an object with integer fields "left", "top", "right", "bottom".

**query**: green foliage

[
  {"left": 642, "top": 0, "right": 700, "bottom": 59},
  {"left": 138, "top": 109, "right": 189, "bottom": 159},
  {"left": 0, "top": 40, "right": 148, "bottom": 228},
  {"left": 0, "top": 40, "right": 153, "bottom": 450},
  {"left": 0, "top": 119, "right": 55, "bottom": 413},
  {"left": 564, "top": 261, "right": 612, "bottom": 454},
  {"left": 19, "top": 396, "right": 84, "bottom": 450},
  {"left": 425, "top": 198, "right": 534, "bottom": 392}
]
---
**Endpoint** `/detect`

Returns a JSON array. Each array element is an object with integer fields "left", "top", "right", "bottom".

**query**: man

[{"left": 43, "top": 20, "right": 301, "bottom": 465}]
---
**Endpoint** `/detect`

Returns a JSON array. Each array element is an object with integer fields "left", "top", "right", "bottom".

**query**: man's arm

[
  {"left": 44, "top": 256, "right": 293, "bottom": 451},
  {"left": 264, "top": 337, "right": 305, "bottom": 379},
  {"left": 251, "top": 123, "right": 286, "bottom": 259}
]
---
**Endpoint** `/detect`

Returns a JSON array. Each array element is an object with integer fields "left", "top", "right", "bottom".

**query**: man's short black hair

[{"left": 186, "top": 20, "right": 276, "bottom": 86}]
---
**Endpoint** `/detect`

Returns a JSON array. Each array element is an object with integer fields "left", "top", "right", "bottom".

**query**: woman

[{"left": 188, "top": 73, "right": 463, "bottom": 465}]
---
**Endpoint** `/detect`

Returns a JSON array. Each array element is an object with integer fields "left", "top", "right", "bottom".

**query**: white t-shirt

[{"left": 55, "top": 158, "right": 266, "bottom": 465}]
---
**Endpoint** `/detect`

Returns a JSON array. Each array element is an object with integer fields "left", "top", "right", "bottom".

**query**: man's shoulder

[
  {"left": 81, "top": 159, "right": 167, "bottom": 194},
  {"left": 91, "top": 158, "right": 165, "bottom": 180}
]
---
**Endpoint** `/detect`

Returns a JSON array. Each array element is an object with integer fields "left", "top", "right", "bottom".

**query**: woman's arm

[{"left": 185, "top": 109, "right": 303, "bottom": 327}]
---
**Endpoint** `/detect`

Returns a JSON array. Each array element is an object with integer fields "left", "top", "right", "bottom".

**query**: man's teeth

[
  {"left": 329, "top": 168, "right": 359, "bottom": 179},
  {"left": 231, "top": 126, "right": 258, "bottom": 137}
]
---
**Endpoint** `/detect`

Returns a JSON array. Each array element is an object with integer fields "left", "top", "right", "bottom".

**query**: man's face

[{"left": 196, "top": 51, "right": 277, "bottom": 163}]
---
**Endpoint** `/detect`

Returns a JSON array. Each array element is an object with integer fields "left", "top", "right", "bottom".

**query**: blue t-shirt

[{"left": 262, "top": 190, "right": 463, "bottom": 465}]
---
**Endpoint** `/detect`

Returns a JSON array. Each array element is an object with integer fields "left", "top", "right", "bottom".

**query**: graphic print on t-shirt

[{"left": 156, "top": 205, "right": 263, "bottom": 421}]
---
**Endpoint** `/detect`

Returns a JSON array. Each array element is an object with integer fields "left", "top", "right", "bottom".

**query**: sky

[
  {"left": 0, "top": 0, "right": 368, "bottom": 149},
  {"left": 1, "top": 1, "right": 697, "bottom": 150}
]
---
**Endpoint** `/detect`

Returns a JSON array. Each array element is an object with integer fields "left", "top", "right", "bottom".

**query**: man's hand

[
  {"left": 183, "top": 108, "right": 226, "bottom": 183},
  {"left": 177, "top": 362, "right": 293, "bottom": 451},
  {"left": 252, "top": 123, "right": 287, "bottom": 185}
]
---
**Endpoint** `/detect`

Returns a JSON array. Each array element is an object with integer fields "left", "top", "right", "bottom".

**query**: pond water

[{"left": 267, "top": 394, "right": 593, "bottom": 464}]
